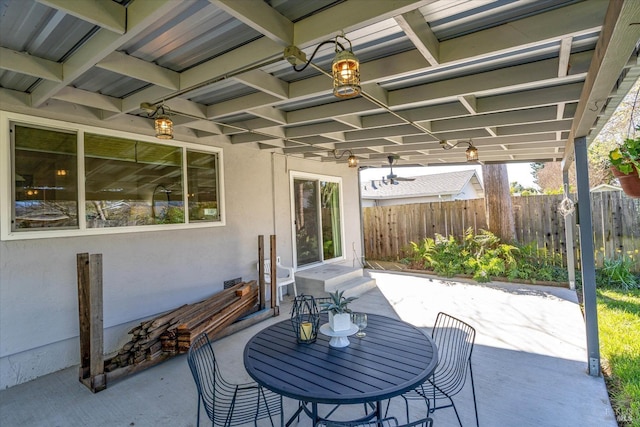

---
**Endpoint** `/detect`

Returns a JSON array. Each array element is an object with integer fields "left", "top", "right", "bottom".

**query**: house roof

[
  {"left": 0, "top": 0, "right": 639, "bottom": 169},
  {"left": 361, "top": 169, "right": 483, "bottom": 199},
  {"left": 590, "top": 183, "right": 622, "bottom": 192}
]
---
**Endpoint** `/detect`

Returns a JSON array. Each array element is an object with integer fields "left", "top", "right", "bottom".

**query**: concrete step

[
  {"left": 294, "top": 263, "right": 376, "bottom": 298},
  {"left": 333, "top": 276, "right": 377, "bottom": 299}
]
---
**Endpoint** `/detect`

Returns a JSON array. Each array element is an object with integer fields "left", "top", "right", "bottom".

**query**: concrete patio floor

[{"left": 0, "top": 270, "right": 616, "bottom": 427}]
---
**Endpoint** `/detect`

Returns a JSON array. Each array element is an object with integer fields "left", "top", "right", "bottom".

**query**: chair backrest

[
  {"left": 316, "top": 416, "right": 432, "bottom": 427},
  {"left": 431, "top": 312, "right": 476, "bottom": 397},
  {"left": 187, "top": 333, "right": 221, "bottom": 423}
]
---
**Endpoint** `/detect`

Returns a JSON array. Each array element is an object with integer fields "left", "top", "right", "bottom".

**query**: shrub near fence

[{"left": 362, "top": 192, "right": 640, "bottom": 272}]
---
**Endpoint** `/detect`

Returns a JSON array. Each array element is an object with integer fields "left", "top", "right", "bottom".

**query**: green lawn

[{"left": 597, "top": 289, "right": 640, "bottom": 427}]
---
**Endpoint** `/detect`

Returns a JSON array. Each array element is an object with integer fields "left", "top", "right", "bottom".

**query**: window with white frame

[{"left": 6, "top": 118, "right": 223, "bottom": 239}]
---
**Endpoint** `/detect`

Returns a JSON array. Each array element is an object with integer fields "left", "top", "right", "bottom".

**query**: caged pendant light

[{"left": 154, "top": 104, "right": 173, "bottom": 140}]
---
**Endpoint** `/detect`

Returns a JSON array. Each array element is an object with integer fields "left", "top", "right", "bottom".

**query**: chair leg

[
  {"left": 449, "top": 396, "right": 464, "bottom": 427},
  {"left": 196, "top": 395, "right": 201, "bottom": 427},
  {"left": 470, "top": 363, "right": 480, "bottom": 427}
]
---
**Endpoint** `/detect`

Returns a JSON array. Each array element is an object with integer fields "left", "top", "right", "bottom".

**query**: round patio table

[{"left": 243, "top": 313, "right": 437, "bottom": 425}]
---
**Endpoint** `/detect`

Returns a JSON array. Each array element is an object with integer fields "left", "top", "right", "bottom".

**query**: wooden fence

[{"left": 362, "top": 192, "right": 640, "bottom": 271}]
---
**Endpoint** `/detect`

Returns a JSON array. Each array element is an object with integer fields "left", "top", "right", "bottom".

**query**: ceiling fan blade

[{"left": 394, "top": 176, "right": 415, "bottom": 181}]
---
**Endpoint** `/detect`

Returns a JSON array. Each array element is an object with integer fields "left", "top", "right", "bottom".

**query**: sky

[{"left": 359, "top": 162, "right": 537, "bottom": 188}]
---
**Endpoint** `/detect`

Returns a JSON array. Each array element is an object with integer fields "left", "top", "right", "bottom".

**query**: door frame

[{"left": 289, "top": 171, "right": 346, "bottom": 270}]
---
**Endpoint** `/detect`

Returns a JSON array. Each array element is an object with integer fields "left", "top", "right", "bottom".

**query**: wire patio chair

[
  {"left": 400, "top": 312, "right": 479, "bottom": 427},
  {"left": 316, "top": 415, "right": 433, "bottom": 427},
  {"left": 187, "top": 332, "right": 283, "bottom": 427}
]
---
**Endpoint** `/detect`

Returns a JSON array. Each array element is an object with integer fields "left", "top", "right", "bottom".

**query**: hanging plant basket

[{"left": 611, "top": 165, "right": 640, "bottom": 198}]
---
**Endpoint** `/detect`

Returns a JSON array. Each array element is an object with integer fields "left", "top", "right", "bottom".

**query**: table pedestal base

[{"left": 319, "top": 323, "right": 358, "bottom": 348}]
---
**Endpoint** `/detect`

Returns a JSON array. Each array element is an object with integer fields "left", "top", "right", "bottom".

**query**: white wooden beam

[
  {"left": 0, "top": 47, "right": 62, "bottom": 82},
  {"left": 249, "top": 106, "right": 287, "bottom": 124},
  {"left": 558, "top": 37, "right": 573, "bottom": 77},
  {"left": 458, "top": 95, "right": 477, "bottom": 114},
  {"left": 232, "top": 69, "right": 289, "bottom": 100},
  {"left": 209, "top": 0, "right": 294, "bottom": 46},
  {"left": 440, "top": 0, "right": 605, "bottom": 64},
  {"left": 52, "top": 86, "right": 122, "bottom": 112},
  {"left": 395, "top": 9, "right": 439, "bottom": 66},
  {"left": 165, "top": 98, "right": 207, "bottom": 119},
  {"left": 0, "top": 88, "right": 30, "bottom": 108},
  {"left": 31, "top": 0, "right": 178, "bottom": 107},
  {"left": 563, "top": 0, "right": 640, "bottom": 169},
  {"left": 389, "top": 56, "right": 587, "bottom": 107},
  {"left": 37, "top": 0, "right": 126, "bottom": 34},
  {"left": 207, "top": 92, "right": 281, "bottom": 119},
  {"left": 498, "top": 119, "right": 573, "bottom": 136},
  {"left": 120, "top": 85, "right": 174, "bottom": 115},
  {"left": 96, "top": 51, "right": 180, "bottom": 90},
  {"left": 333, "top": 115, "right": 364, "bottom": 130},
  {"left": 181, "top": 119, "right": 223, "bottom": 135},
  {"left": 293, "top": 0, "right": 435, "bottom": 47},
  {"left": 432, "top": 106, "right": 557, "bottom": 133}
]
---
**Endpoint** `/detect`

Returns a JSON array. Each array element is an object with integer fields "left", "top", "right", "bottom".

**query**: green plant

[
  {"left": 319, "top": 290, "right": 357, "bottom": 314},
  {"left": 597, "top": 289, "right": 640, "bottom": 426},
  {"left": 609, "top": 128, "right": 640, "bottom": 176},
  {"left": 597, "top": 254, "right": 640, "bottom": 290}
]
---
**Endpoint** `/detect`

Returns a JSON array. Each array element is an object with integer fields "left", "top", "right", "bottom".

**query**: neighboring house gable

[
  {"left": 361, "top": 170, "right": 484, "bottom": 207},
  {"left": 590, "top": 184, "right": 622, "bottom": 193}
]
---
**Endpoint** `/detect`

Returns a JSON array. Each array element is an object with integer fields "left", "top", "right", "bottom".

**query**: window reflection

[
  {"left": 84, "top": 134, "right": 184, "bottom": 227},
  {"left": 13, "top": 125, "right": 78, "bottom": 230},
  {"left": 187, "top": 150, "right": 219, "bottom": 222}
]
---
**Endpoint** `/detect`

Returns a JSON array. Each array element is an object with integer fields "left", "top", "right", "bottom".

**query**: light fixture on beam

[
  {"left": 286, "top": 32, "right": 360, "bottom": 99},
  {"left": 333, "top": 149, "right": 358, "bottom": 168},
  {"left": 142, "top": 102, "right": 174, "bottom": 140},
  {"left": 154, "top": 103, "right": 173, "bottom": 140},
  {"left": 440, "top": 140, "right": 479, "bottom": 162}
]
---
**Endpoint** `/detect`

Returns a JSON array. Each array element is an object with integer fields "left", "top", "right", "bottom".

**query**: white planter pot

[{"left": 329, "top": 312, "right": 351, "bottom": 332}]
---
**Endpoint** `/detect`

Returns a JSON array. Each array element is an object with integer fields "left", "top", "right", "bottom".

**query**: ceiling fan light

[
  {"left": 155, "top": 115, "right": 174, "bottom": 140},
  {"left": 466, "top": 145, "right": 479, "bottom": 162},
  {"left": 332, "top": 49, "right": 360, "bottom": 98}
]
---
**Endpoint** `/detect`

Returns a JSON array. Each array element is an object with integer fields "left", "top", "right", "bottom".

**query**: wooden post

[
  {"left": 270, "top": 235, "right": 279, "bottom": 315},
  {"left": 77, "top": 253, "right": 106, "bottom": 392},
  {"left": 258, "top": 235, "right": 266, "bottom": 310}
]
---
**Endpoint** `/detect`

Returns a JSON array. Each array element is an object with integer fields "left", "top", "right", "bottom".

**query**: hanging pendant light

[
  {"left": 465, "top": 145, "right": 479, "bottom": 162},
  {"left": 332, "top": 48, "right": 360, "bottom": 98},
  {"left": 333, "top": 149, "right": 358, "bottom": 168},
  {"left": 332, "top": 34, "right": 360, "bottom": 98},
  {"left": 286, "top": 32, "right": 360, "bottom": 99},
  {"left": 440, "top": 139, "right": 480, "bottom": 162},
  {"left": 154, "top": 104, "right": 173, "bottom": 140}
]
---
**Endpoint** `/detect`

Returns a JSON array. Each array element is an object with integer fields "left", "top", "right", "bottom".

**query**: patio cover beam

[{"left": 562, "top": 0, "right": 640, "bottom": 170}]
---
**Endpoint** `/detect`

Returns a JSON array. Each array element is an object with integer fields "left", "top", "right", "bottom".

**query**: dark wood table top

[{"left": 243, "top": 313, "right": 437, "bottom": 405}]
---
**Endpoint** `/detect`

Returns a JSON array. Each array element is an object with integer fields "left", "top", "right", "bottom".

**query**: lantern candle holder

[{"left": 290, "top": 295, "right": 320, "bottom": 344}]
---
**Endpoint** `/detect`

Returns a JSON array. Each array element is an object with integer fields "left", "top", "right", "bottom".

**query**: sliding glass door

[{"left": 292, "top": 174, "right": 343, "bottom": 268}]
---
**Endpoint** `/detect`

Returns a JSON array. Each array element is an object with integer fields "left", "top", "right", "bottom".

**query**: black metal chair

[
  {"left": 316, "top": 416, "right": 433, "bottom": 427},
  {"left": 400, "top": 312, "right": 479, "bottom": 427},
  {"left": 187, "top": 332, "right": 283, "bottom": 427}
]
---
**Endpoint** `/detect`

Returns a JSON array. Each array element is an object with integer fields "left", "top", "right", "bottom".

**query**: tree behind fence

[{"left": 362, "top": 192, "right": 640, "bottom": 271}]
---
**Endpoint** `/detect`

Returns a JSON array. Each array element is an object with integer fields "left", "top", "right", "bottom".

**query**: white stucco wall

[{"left": 0, "top": 112, "right": 363, "bottom": 389}]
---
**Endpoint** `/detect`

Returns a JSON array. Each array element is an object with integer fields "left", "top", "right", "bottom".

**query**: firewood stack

[{"left": 104, "top": 281, "right": 258, "bottom": 372}]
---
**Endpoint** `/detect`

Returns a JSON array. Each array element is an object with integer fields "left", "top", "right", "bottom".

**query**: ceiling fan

[{"left": 382, "top": 155, "right": 415, "bottom": 185}]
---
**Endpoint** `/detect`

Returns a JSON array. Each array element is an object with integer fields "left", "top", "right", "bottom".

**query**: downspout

[{"left": 562, "top": 172, "right": 576, "bottom": 290}]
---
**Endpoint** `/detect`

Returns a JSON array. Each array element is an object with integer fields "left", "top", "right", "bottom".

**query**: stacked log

[{"left": 104, "top": 281, "right": 258, "bottom": 372}]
